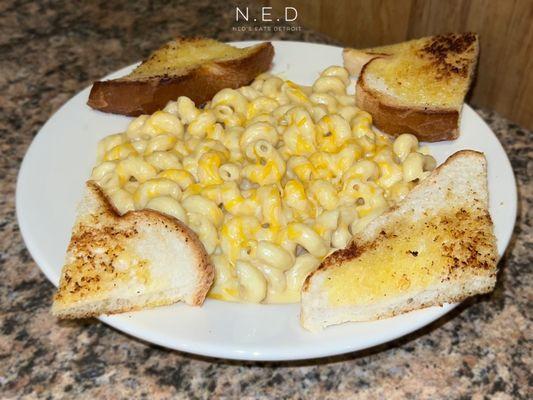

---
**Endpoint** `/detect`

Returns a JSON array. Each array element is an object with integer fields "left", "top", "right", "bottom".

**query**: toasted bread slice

[
  {"left": 301, "top": 150, "right": 497, "bottom": 331},
  {"left": 88, "top": 38, "right": 274, "bottom": 116},
  {"left": 52, "top": 181, "right": 214, "bottom": 319},
  {"left": 343, "top": 33, "right": 479, "bottom": 142}
]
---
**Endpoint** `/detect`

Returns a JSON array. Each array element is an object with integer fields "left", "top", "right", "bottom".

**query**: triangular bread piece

[
  {"left": 301, "top": 150, "right": 497, "bottom": 331},
  {"left": 52, "top": 181, "right": 214, "bottom": 318},
  {"left": 343, "top": 33, "right": 479, "bottom": 141}
]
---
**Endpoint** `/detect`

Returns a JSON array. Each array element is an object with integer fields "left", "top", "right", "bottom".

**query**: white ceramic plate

[{"left": 17, "top": 41, "right": 517, "bottom": 361}]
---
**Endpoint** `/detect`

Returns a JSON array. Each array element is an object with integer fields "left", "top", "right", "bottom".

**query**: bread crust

[
  {"left": 356, "top": 64, "right": 460, "bottom": 142},
  {"left": 88, "top": 42, "right": 274, "bottom": 116},
  {"left": 52, "top": 181, "right": 214, "bottom": 318}
]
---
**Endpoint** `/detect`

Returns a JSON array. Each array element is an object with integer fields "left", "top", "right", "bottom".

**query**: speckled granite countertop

[{"left": 1, "top": 0, "right": 531, "bottom": 398}]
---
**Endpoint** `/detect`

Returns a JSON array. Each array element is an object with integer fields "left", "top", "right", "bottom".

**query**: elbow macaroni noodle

[{"left": 91, "top": 66, "right": 436, "bottom": 303}]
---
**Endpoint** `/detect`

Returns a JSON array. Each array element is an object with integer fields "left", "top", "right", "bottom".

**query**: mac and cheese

[{"left": 90, "top": 66, "right": 436, "bottom": 303}]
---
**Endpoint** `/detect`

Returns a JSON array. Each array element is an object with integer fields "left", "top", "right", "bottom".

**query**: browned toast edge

[{"left": 351, "top": 33, "right": 479, "bottom": 142}]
